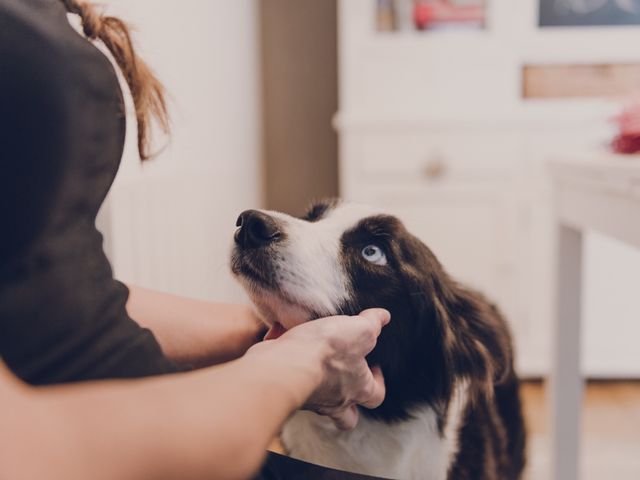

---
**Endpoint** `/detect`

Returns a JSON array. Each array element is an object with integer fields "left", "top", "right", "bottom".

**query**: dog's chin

[{"left": 238, "top": 278, "right": 315, "bottom": 339}]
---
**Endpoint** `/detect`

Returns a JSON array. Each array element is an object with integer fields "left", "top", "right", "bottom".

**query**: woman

[{"left": 0, "top": 0, "right": 389, "bottom": 478}]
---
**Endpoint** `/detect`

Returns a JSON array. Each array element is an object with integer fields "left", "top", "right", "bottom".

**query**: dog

[{"left": 231, "top": 199, "right": 526, "bottom": 480}]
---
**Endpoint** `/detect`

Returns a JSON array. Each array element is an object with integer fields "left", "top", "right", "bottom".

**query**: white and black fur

[{"left": 231, "top": 199, "right": 526, "bottom": 480}]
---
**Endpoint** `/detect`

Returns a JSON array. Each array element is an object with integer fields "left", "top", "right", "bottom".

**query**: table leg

[{"left": 550, "top": 223, "right": 584, "bottom": 480}]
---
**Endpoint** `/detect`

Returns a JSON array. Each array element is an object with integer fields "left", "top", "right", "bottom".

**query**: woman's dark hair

[{"left": 61, "top": 0, "right": 169, "bottom": 160}]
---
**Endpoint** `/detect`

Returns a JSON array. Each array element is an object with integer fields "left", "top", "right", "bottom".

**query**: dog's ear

[
  {"left": 396, "top": 231, "right": 513, "bottom": 401},
  {"left": 301, "top": 198, "right": 340, "bottom": 222},
  {"left": 394, "top": 232, "right": 461, "bottom": 400},
  {"left": 445, "top": 288, "right": 514, "bottom": 401}
]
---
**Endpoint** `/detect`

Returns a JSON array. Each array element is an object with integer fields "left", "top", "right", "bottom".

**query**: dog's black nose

[{"left": 235, "top": 210, "right": 281, "bottom": 248}]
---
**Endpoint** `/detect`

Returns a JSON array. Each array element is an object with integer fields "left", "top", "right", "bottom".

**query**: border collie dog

[{"left": 231, "top": 199, "right": 526, "bottom": 480}]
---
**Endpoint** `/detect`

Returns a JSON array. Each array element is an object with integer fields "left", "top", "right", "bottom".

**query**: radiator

[{"left": 98, "top": 169, "right": 249, "bottom": 303}]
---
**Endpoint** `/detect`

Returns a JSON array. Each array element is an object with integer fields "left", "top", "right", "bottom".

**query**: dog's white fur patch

[
  {"left": 250, "top": 203, "right": 377, "bottom": 330},
  {"left": 282, "top": 381, "right": 469, "bottom": 480}
]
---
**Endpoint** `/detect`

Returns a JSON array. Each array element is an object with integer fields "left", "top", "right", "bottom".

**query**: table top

[
  {"left": 548, "top": 150, "right": 640, "bottom": 249},
  {"left": 549, "top": 152, "right": 640, "bottom": 200}
]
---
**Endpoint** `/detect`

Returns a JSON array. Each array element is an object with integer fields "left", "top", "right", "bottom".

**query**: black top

[{"left": 0, "top": 0, "right": 180, "bottom": 384}]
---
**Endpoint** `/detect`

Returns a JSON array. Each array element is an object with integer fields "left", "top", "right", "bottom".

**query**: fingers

[
  {"left": 299, "top": 308, "right": 390, "bottom": 424},
  {"left": 357, "top": 365, "right": 386, "bottom": 409},
  {"left": 330, "top": 404, "right": 359, "bottom": 431}
]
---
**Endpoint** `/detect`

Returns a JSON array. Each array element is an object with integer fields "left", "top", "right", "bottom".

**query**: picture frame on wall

[{"left": 539, "top": 0, "right": 640, "bottom": 27}]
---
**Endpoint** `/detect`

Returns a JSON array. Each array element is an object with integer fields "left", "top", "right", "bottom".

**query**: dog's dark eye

[{"left": 361, "top": 245, "right": 387, "bottom": 266}]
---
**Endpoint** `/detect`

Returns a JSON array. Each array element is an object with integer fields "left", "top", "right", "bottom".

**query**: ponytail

[{"left": 61, "top": 0, "right": 169, "bottom": 161}]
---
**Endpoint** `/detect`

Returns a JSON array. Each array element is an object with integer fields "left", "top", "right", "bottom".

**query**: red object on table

[
  {"left": 611, "top": 97, "right": 640, "bottom": 154},
  {"left": 612, "top": 135, "right": 640, "bottom": 154}
]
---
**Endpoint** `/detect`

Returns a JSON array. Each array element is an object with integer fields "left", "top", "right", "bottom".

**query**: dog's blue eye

[{"left": 361, "top": 245, "right": 387, "bottom": 266}]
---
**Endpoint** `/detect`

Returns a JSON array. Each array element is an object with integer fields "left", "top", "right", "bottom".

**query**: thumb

[{"left": 358, "top": 308, "right": 391, "bottom": 330}]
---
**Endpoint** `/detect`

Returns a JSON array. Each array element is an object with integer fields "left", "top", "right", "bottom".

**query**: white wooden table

[{"left": 549, "top": 154, "right": 640, "bottom": 480}]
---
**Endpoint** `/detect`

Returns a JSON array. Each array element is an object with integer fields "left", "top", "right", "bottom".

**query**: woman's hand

[
  {"left": 296, "top": 309, "right": 390, "bottom": 430},
  {"left": 248, "top": 309, "right": 390, "bottom": 430}
]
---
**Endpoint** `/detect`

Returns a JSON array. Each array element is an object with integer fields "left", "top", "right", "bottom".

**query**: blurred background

[{"left": 91, "top": 1, "right": 639, "bottom": 478}]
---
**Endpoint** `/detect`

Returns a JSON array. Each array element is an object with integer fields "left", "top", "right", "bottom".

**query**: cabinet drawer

[{"left": 357, "top": 130, "right": 517, "bottom": 183}]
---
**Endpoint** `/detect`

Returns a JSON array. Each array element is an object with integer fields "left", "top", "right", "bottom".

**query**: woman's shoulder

[{"left": 1, "top": 0, "right": 71, "bottom": 46}]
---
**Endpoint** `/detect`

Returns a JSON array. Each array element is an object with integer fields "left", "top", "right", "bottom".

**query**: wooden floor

[{"left": 522, "top": 380, "right": 640, "bottom": 480}]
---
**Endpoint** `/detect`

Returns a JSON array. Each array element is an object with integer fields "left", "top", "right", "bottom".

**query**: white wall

[{"left": 96, "top": 0, "right": 262, "bottom": 301}]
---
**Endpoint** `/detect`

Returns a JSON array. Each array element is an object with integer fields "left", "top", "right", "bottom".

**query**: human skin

[{"left": 126, "top": 285, "right": 265, "bottom": 367}]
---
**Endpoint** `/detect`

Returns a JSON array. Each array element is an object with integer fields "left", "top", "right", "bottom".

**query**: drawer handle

[{"left": 422, "top": 157, "right": 447, "bottom": 180}]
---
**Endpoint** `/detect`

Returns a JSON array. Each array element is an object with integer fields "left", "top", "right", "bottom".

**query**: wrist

[
  {"left": 175, "top": 304, "right": 263, "bottom": 368},
  {"left": 215, "top": 304, "right": 264, "bottom": 361},
  {"left": 237, "top": 305, "right": 265, "bottom": 342},
  {"left": 244, "top": 337, "right": 326, "bottom": 409}
]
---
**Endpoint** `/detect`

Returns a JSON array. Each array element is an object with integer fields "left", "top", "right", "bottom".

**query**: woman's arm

[
  {"left": 0, "top": 345, "right": 318, "bottom": 480},
  {"left": 0, "top": 309, "right": 389, "bottom": 480},
  {"left": 126, "top": 285, "right": 264, "bottom": 367}
]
